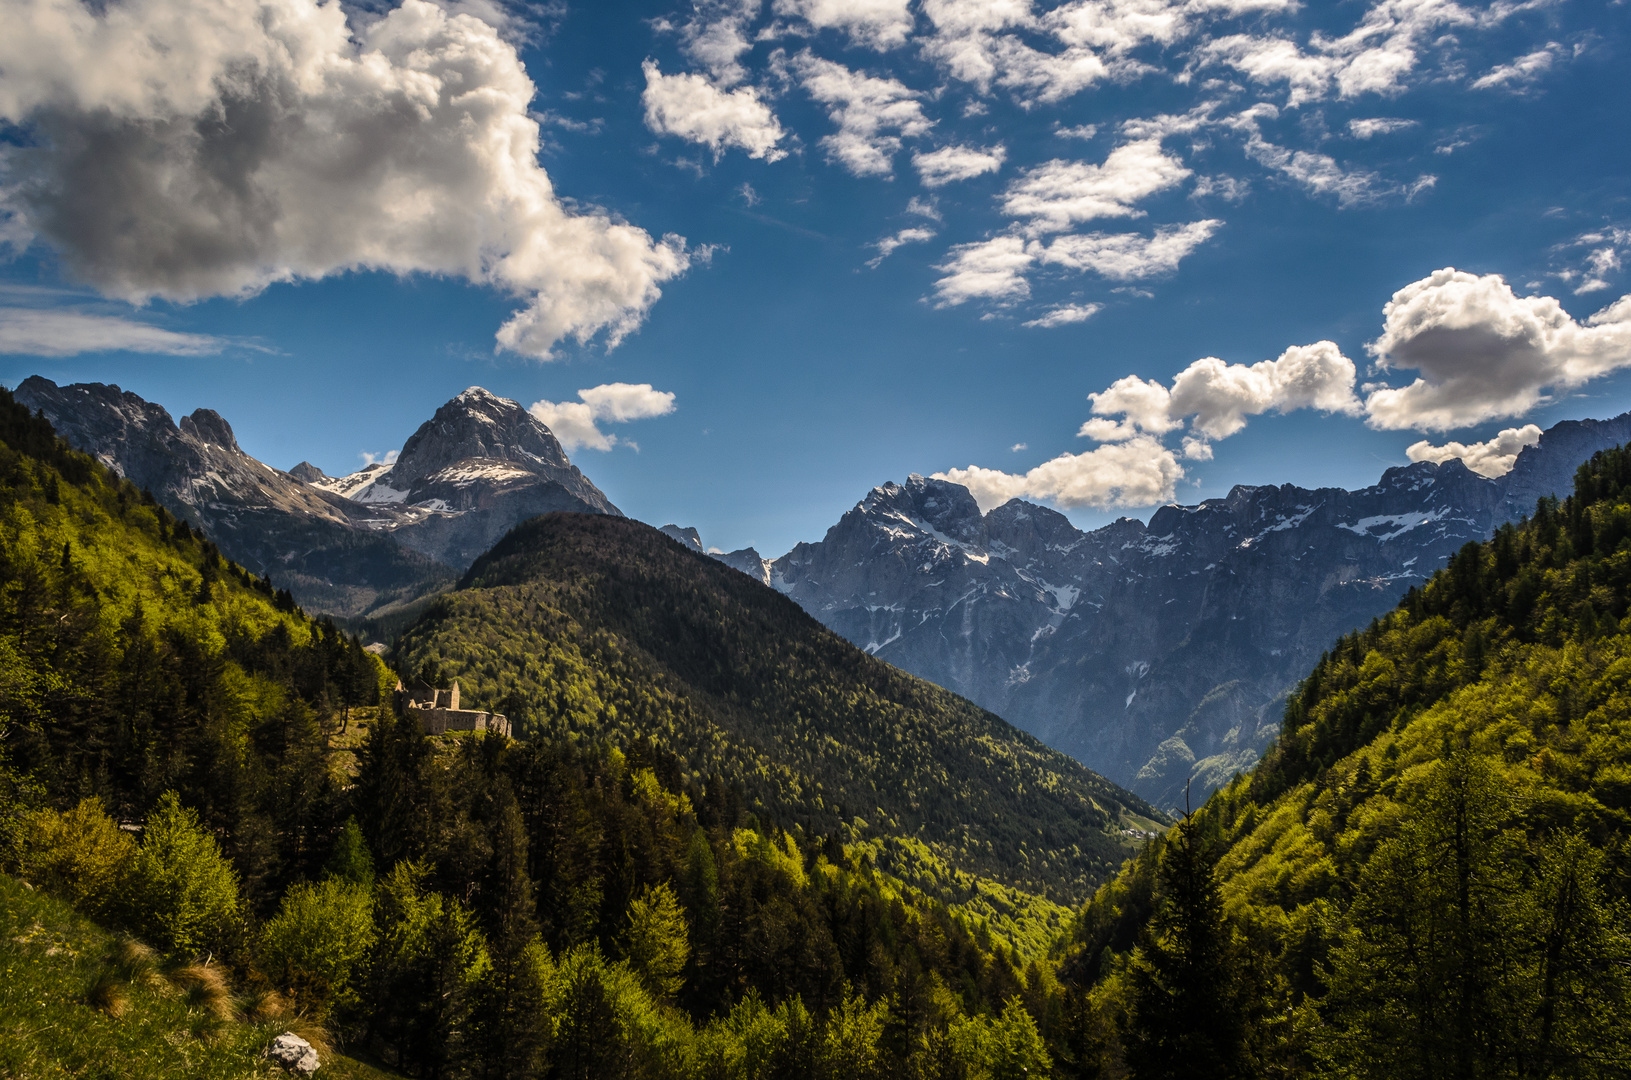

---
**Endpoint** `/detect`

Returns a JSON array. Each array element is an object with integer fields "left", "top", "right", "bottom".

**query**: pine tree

[{"left": 1121, "top": 801, "right": 1250, "bottom": 1080}]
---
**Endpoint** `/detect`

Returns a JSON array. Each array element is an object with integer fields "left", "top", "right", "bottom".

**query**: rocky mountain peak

[
  {"left": 287, "top": 461, "right": 328, "bottom": 484},
  {"left": 659, "top": 524, "right": 705, "bottom": 552},
  {"left": 389, "top": 386, "right": 572, "bottom": 490},
  {"left": 857, "top": 473, "right": 985, "bottom": 543},
  {"left": 178, "top": 408, "right": 239, "bottom": 452}
]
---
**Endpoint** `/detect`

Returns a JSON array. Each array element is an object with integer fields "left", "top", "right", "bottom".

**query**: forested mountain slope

[
  {"left": 1057, "top": 447, "right": 1631, "bottom": 1078},
  {"left": 393, "top": 512, "right": 1163, "bottom": 904},
  {"left": 0, "top": 389, "right": 1120, "bottom": 1079}
]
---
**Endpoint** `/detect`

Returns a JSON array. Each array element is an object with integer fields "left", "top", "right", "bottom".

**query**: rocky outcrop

[
  {"left": 770, "top": 413, "right": 1631, "bottom": 809},
  {"left": 266, "top": 1032, "right": 319, "bottom": 1075}
]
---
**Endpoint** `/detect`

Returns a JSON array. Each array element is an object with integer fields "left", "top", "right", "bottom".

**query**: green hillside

[
  {"left": 1057, "top": 449, "right": 1631, "bottom": 1078},
  {"left": 393, "top": 511, "right": 1162, "bottom": 904},
  {"left": 0, "top": 388, "right": 1106, "bottom": 1078}
]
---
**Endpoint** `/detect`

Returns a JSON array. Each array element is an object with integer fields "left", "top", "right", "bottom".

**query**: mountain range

[
  {"left": 688, "top": 415, "right": 1631, "bottom": 808},
  {"left": 18, "top": 373, "right": 1631, "bottom": 809},
  {"left": 14, "top": 378, "right": 615, "bottom": 619}
]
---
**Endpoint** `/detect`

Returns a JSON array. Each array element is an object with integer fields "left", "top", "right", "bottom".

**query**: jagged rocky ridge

[
  {"left": 764, "top": 413, "right": 1631, "bottom": 809},
  {"left": 14, "top": 378, "right": 618, "bottom": 617},
  {"left": 660, "top": 523, "right": 774, "bottom": 586}
]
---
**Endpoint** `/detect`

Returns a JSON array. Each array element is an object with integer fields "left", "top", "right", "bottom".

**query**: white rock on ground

[{"left": 267, "top": 1032, "right": 320, "bottom": 1075}]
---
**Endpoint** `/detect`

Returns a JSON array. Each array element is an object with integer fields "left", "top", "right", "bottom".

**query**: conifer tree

[{"left": 1121, "top": 800, "right": 1250, "bottom": 1080}]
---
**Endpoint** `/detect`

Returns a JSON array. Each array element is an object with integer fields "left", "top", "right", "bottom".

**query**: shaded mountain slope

[{"left": 393, "top": 512, "right": 1163, "bottom": 902}]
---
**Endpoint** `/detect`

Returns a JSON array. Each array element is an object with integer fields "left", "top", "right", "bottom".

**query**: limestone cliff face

[
  {"left": 770, "top": 415, "right": 1631, "bottom": 808},
  {"left": 14, "top": 378, "right": 617, "bottom": 617}
]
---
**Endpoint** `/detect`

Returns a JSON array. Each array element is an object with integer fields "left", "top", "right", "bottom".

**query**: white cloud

[
  {"left": 1055, "top": 123, "right": 1099, "bottom": 140},
  {"left": 1011, "top": 442, "right": 1028, "bottom": 451},
  {"left": 1364, "top": 268, "right": 1631, "bottom": 431},
  {"left": 905, "top": 196, "right": 943, "bottom": 221},
  {"left": 931, "top": 236, "right": 1032, "bottom": 306},
  {"left": 792, "top": 52, "right": 934, "bottom": 176},
  {"left": 935, "top": 434, "right": 1184, "bottom": 511},
  {"left": 1024, "top": 303, "right": 1102, "bottom": 327},
  {"left": 678, "top": 0, "right": 763, "bottom": 85},
  {"left": 0, "top": 0, "right": 689, "bottom": 361},
  {"left": 1034, "top": 219, "right": 1222, "bottom": 280},
  {"left": 1191, "top": 175, "right": 1250, "bottom": 202},
  {"left": 1347, "top": 117, "right": 1418, "bottom": 138},
  {"left": 641, "top": 60, "right": 787, "bottom": 161},
  {"left": 1554, "top": 228, "right": 1631, "bottom": 296},
  {"left": 1078, "top": 340, "right": 1361, "bottom": 454},
  {"left": 1471, "top": 43, "right": 1563, "bottom": 92},
  {"left": 0, "top": 307, "right": 231, "bottom": 356},
  {"left": 528, "top": 382, "right": 677, "bottom": 452},
  {"left": 913, "top": 144, "right": 1007, "bottom": 188},
  {"left": 1197, "top": 35, "right": 1339, "bottom": 107},
  {"left": 1195, "top": 0, "right": 1504, "bottom": 104},
  {"left": 1000, "top": 140, "right": 1191, "bottom": 234},
  {"left": 867, "top": 226, "right": 937, "bottom": 267},
  {"left": 773, "top": 0, "right": 914, "bottom": 49},
  {"left": 1406, "top": 424, "right": 1542, "bottom": 477},
  {"left": 361, "top": 449, "right": 401, "bottom": 467},
  {"left": 1232, "top": 107, "right": 1434, "bottom": 207}
]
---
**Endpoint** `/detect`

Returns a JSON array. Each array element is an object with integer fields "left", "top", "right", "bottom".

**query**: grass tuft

[{"left": 84, "top": 970, "right": 128, "bottom": 1018}]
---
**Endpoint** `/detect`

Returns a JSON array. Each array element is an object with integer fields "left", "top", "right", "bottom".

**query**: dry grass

[
  {"left": 280, "top": 1017, "right": 334, "bottom": 1061},
  {"left": 238, "top": 988, "right": 289, "bottom": 1024},
  {"left": 108, "top": 935, "right": 163, "bottom": 988},
  {"left": 168, "top": 961, "right": 235, "bottom": 1021},
  {"left": 84, "top": 970, "right": 128, "bottom": 1018}
]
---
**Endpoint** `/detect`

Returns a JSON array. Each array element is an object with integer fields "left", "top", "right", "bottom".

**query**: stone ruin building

[{"left": 396, "top": 678, "right": 511, "bottom": 738}]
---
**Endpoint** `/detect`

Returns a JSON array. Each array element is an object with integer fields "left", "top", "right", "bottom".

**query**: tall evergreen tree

[{"left": 1121, "top": 801, "right": 1252, "bottom": 1080}]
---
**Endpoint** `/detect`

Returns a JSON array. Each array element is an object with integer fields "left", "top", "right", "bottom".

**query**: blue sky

[{"left": 1, "top": 0, "right": 1629, "bottom": 557}]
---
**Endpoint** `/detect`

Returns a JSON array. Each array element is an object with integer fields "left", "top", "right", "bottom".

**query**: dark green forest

[
  {"left": 1056, "top": 448, "right": 1631, "bottom": 1078},
  {"left": 393, "top": 512, "right": 1161, "bottom": 903}
]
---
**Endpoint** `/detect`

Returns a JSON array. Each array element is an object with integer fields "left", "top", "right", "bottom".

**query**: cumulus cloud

[
  {"left": 773, "top": 0, "right": 914, "bottom": 49},
  {"left": 931, "top": 220, "right": 1217, "bottom": 308},
  {"left": 0, "top": 307, "right": 233, "bottom": 356},
  {"left": 792, "top": 52, "right": 934, "bottom": 176},
  {"left": 934, "top": 338, "right": 1360, "bottom": 511},
  {"left": 867, "top": 226, "right": 937, "bottom": 267},
  {"left": 1406, "top": 424, "right": 1542, "bottom": 478},
  {"left": 528, "top": 383, "right": 677, "bottom": 452},
  {"left": 1196, "top": 0, "right": 1513, "bottom": 104},
  {"left": 1034, "top": 220, "right": 1222, "bottom": 280},
  {"left": 913, "top": 144, "right": 1007, "bottom": 188},
  {"left": 0, "top": 0, "right": 689, "bottom": 360},
  {"left": 1000, "top": 140, "right": 1191, "bottom": 234},
  {"left": 931, "top": 236, "right": 1033, "bottom": 306},
  {"left": 676, "top": 0, "right": 763, "bottom": 85},
  {"left": 934, "top": 434, "right": 1184, "bottom": 511},
  {"left": 641, "top": 60, "right": 787, "bottom": 160},
  {"left": 1079, "top": 341, "right": 1361, "bottom": 456},
  {"left": 1363, "top": 269, "right": 1631, "bottom": 431},
  {"left": 1024, "top": 302, "right": 1102, "bottom": 327}
]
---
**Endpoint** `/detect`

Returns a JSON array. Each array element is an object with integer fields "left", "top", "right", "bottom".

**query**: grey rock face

[
  {"left": 771, "top": 414, "right": 1631, "bottom": 809},
  {"left": 715, "top": 547, "right": 772, "bottom": 586},
  {"left": 14, "top": 378, "right": 619, "bottom": 617},
  {"left": 659, "top": 524, "right": 705, "bottom": 552},
  {"left": 266, "top": 1032, "right": 320, "bottom": 1075}
]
